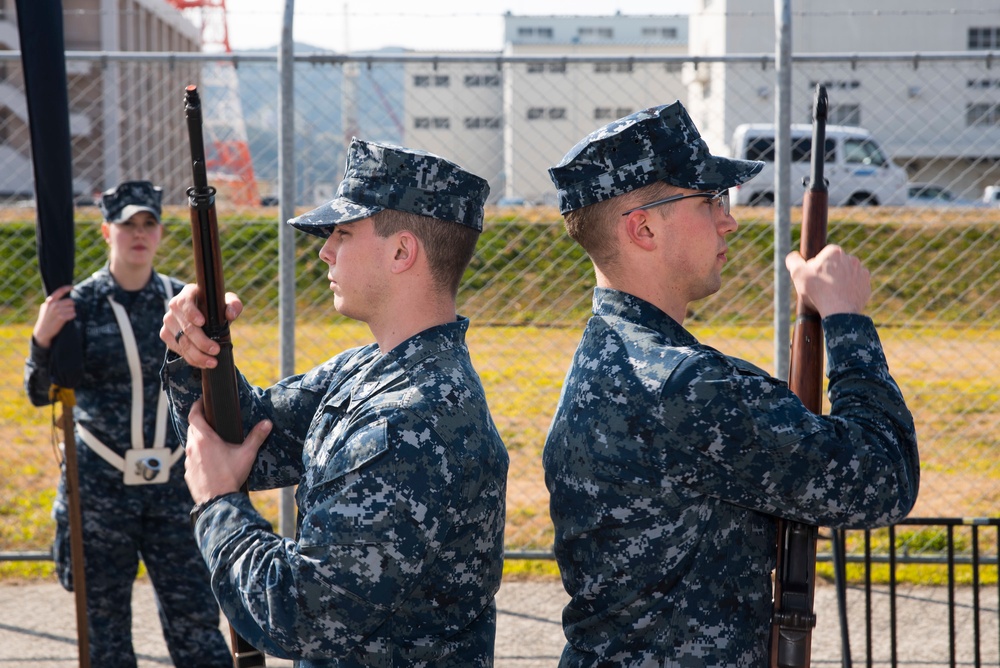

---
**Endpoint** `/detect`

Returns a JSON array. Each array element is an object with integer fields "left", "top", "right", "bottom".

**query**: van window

[
  {"left": 744, "top": 136, "right": 835, "bottom": 163},
  {"left": 844, "top": 138, "right": 887, "bottom": 167}
]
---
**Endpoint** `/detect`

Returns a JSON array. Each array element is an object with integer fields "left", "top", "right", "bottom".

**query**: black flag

[
  {"left": 15, "top": 0, "right": 83, "bottom": 388},
  {"left": 16, "top": 2, "right": 90, "bottom": 664}
]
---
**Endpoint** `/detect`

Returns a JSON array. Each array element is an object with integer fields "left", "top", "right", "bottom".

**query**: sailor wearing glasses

[{"left": 542, "top": 102, "right": 919, "bottom": 667}]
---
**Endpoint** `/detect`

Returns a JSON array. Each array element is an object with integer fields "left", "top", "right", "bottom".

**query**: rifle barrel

[
  {"left": 770, "top": 83, "right": 828, "bottom": 668},
  {"left": 183, "top": 84, "right": 266, "bottom": 668}
]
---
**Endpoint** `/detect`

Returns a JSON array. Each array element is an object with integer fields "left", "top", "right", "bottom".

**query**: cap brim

[
  {"left": 697, "top": 156, "right": 765, "bottom": 191},
  {"left": 286, "top": 197, "right": 384, "bottom": 237},
  {"left": 110, "top": 204, "right": 160, "bottom": 224}
]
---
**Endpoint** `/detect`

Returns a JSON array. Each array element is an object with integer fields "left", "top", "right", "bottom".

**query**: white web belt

[{"left": 76, "top": 275, "right": 182, "bottom": 484}]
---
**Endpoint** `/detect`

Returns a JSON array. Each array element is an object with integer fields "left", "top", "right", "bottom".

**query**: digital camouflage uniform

[
  {"left": 164, "top": 139, "right": 509, "bottom": 667},
  {"left": 544, "top": 289, "right": 919, "bottom": 668},
  {"left": 543, "top": 104, "right": 920, "bottom": 667},
  {"left": 25, "top": 266, "right": 231, "bottom": 668}
]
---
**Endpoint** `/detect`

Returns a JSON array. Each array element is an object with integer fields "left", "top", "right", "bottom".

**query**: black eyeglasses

[{"left": 621, "top": 190, "right": 730, "bottom": 217}]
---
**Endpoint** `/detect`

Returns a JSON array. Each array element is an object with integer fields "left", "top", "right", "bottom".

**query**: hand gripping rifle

[
  {"left": 184, "top": 85, "right": 267, "bottom": 668},
  {"left": 769, "top": 83, "right": 828, "bottom": 668}
]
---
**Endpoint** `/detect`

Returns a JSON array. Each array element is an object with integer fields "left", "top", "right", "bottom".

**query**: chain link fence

[{"left": 1, "top": 51, "right": 998, "bottom": 564}]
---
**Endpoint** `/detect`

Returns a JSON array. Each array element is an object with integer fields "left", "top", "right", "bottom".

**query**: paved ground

[{"left": 0, "top": 578, "right": 996, "bottom": 666}]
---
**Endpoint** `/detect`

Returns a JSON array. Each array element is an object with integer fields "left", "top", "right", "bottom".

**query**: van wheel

[
  {"left": 847, "top": 193, "right": 879, "bottom": 206},
  {"left": 750, "top": 192, "right": 774, "bottom": 207}
]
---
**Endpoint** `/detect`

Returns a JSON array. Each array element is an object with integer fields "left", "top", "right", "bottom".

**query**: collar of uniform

[
  {"left": 92, "top": 264, "right": 165, "bottom": 300},
  {"left": 592, "top": 287, "right": 699, "bottom": 347},
  {"left": 349, "top": 316, "right": 471, "bottom": 404}
]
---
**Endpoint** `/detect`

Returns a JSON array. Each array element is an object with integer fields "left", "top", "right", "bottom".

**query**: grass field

[{"left": 2, "top": 319, "right": 998, "bottom": 583}]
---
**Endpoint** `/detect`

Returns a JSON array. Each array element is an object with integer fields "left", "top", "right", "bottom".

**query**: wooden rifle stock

[
  {"left": 52, "top": 386, "right": 90, "bottom": 667},
  {"left": 770, "top": 84, "right": 828, "bottom": 668},
  {"left": 184, "top": 85, "right": 266, "bottom": 668}
]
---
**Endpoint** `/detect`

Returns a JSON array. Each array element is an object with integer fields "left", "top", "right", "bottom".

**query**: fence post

[
  {"left": 773, "top": 0, "right": 792, "bottom": 379},
  {"left": 277, "top": 0, "right": 297, "bottom": 539}
]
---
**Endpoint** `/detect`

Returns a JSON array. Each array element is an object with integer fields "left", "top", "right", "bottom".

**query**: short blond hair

[
  {"left": 563, "top": 181, "right": 679, "bottom": 269},
  {"left": 371, "top": 209, "right": 479, "bottom": 297}
]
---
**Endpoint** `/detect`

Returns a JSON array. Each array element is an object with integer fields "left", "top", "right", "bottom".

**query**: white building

[
  {"left": 689, "top": 0, "right": 1000, "bottom": 195},
  {"left": 502, "top": 14, "right": 689, "bottom": 204},
  {"left": 400, "top": 13, "right": 689, "bottom": 204},
  {"left": 402, "top": 56, "right": 505, "bottom": 200},
  {"left": 404, "top": 4, "right": 1000, "bottom": 204}
]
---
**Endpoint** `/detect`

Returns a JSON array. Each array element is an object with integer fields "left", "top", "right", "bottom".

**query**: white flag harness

[{"left": 76, "top": 274, "right": 181, "bottom": 485}]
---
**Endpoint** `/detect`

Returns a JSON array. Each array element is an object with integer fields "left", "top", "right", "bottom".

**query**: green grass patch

[{"left": 502, "top": 558, "right": 562, "bottom": 581}]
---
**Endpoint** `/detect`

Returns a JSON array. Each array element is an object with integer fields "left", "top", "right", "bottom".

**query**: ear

[
  {"left": 101, "top": 222, "right": 111, "bottom": 243},
  {"left": 622, "top": 210, "right": 656, "bottom": 251},
  {"left": 389, "top": 230, "right": 419, "bottom": 274}
]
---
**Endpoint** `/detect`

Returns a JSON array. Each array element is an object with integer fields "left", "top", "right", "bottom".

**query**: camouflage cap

[
  {"left": 548, "top": 101, "right": 764, "bottom": 214},
  {"left": 99, "top": 180, "right": 162, "bottom": 224},
  {"left": 288, "top": 138, "right": 490, "bottom": 237}
]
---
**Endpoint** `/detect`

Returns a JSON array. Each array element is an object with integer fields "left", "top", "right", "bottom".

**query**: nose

[
  {"left": 319, "top": 235, "right": 336, "bottom": 265},
  {"left": 718, "top": 208, "right": 738, "bottom": 236}
]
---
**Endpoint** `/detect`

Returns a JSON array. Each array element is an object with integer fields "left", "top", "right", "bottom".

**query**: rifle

[
  {"left": 54, "top": 387, "right": 90, "bottom": 668},
  {"left": 184, "top": 84, "right": 267, "bottom": 668},
  {"left": 770, "top": 83, "right": 828, "bottom": 668}
]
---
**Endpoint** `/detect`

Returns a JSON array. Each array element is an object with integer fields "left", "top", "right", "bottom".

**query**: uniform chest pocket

[
  {"left": 299, "top": 418, "right": 392, "bottom": 549},
  {"left": 319, "top": 417, "right": 390, "bottom": 483}
]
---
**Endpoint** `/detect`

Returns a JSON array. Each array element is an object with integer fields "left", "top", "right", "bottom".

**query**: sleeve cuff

[
  {"left": 29, "top": 337, "right": 52, "bottom": 365},
  {"left": 190, "top": 492, "right": 239, "bottom": 528},
  {"left": 822, "top": 313, "right": 888, "bottom": 373}
]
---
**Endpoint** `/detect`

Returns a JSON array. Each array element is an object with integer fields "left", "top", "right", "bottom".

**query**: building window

[
  {"left": 969, "top": 27, "right": 1000, "bottom": 50},
  {"left": 594, "top": 62, "right": 633, "bottom": 74},
  {"left": 413, "top": 117, "right": 450, "bottom": 129},
  {"left": 809, "top": 80, "right": 861, "bottom": 91},
  {"left": 517, "top": 26, "right": 554, "bottom": 39},
  {"left": 827, "top": 104, "right": 861, "bottom": 126},
  {"left": 527, "top": 107, "right": 566, "bottom": 121},
  {"left": 464, "top": 116, "right": 501, "bottom": 129},
  {"left": 465, "top": 74, "right": 501, "bottom": 87},
  {"left": 641, "top": 27, "right": 679, "bottom": 39},
  {"left": 527, "top": 62, "right": 566, "bottom": 74},
  {"left": 967, "top": 103, "right": 1000, "bottom": 126},
  {"left": 413, "top": 75, "right": 449, "bottom": 87},
  {"left": 579, "top": 27, "right": 614, "bottom": 39},
  {"left": 596, "top": 107, "right": 633, "bottom": 121}
]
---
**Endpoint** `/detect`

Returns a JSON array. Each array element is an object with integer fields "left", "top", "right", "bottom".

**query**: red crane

[{"left": 165, "top": 0, "right": 260, "bottom": 206}]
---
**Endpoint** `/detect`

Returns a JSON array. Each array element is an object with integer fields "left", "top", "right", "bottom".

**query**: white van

[
  {"left": 729, "top": 123, "right": 908, "bottom": 206},
  {"left": 983, "top": 185, "right": 1000, "bottom": 207}
]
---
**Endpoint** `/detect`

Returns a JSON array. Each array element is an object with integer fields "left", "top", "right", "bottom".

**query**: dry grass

[{"left": 2, "top": 321, "right": 998, "bottom": 581}]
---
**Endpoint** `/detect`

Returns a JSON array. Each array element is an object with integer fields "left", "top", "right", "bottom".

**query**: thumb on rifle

[{"left": 784, "top": 249, "right": 805, "bottom": 275}]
